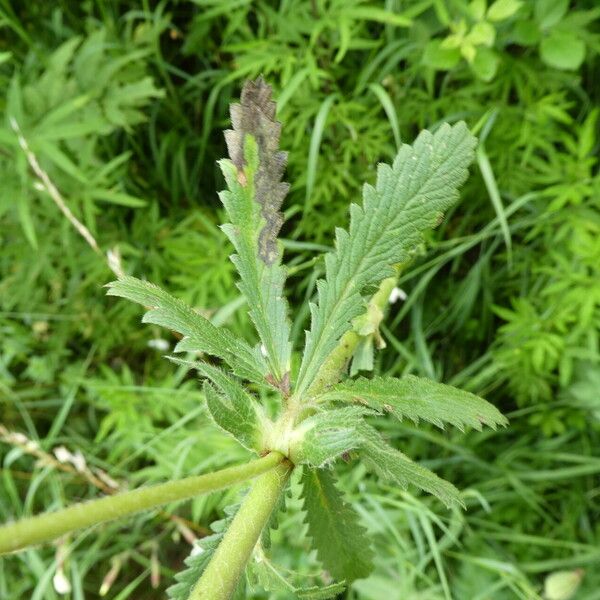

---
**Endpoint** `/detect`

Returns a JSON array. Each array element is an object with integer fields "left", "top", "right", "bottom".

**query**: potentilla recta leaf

[
  {"left": 320, "top": 375, "right": 508, "bottom": 431},
  {"left": 106, "top": 276, "right": 267, "bottom": 384},
  {"left": 168, "top": 357, "right": 268, "bottom": 452},
  {"left": 295, "top": 123, "right": 477, "bottom": 398},
  {"left": 358, "top": 423, "right": 463, "bottom": 509},
  {"left": 300, "top": 468, "right": 375, "bottom": 582},
  {"left": 220, "top": 77, "right": 292, "bottom": 388}
]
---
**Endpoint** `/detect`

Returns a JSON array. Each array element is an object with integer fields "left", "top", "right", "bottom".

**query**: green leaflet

[
  {"left": 250, "top": 546, "right": 346, "bottom": 599},
  {"left": 203, "top": 382, "right": 262, "bottom": 453},
  {"left": 320, "top": 374, "right": 508, "bottom": 431},
  {"left": 358, "top": 424, "right": 463, "bottom": 509},
  {"left": 289, "top": 406, "right": 370, "bottom": 467},
  {"left": 105, "top": 276, "right": 267, "bottom": 384},
  {"left": 169, "top": 357, "right": 267, "bottom": 452},
  {"left": 300, "top": 468, "right": 375, "bottom": 582},
  {"left": 167, "top": 505, "right": 246, "bottom": 600},
  {"left": 295, "top": 123, "right": 477, "bottom": 398},
  {"left": 220, "top": 77, "right": 292, "bottom": 387}
]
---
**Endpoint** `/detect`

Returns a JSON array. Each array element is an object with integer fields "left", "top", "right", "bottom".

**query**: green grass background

[{"left": 1, "top": 0, "right": 599, "bottom": 598}]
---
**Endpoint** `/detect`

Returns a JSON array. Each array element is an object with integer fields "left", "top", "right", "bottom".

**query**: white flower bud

[
  {"left": 388, "top": 287, "right": 407, "bottom": 304},
  {"left": 53, "top": 568, "right": 71, "bottom": 594},
  {"left": 544, "top": 569, "right": 584, "bottom": 600},
  {"left": 148, "top": 338, "right": 170, "bottom": 351}
]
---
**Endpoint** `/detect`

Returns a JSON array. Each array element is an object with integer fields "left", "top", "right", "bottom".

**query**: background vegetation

[{"left": 1, "top": 0, "right": 599, "bottom": 598}]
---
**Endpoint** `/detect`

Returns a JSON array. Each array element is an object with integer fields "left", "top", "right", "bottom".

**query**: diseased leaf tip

[{"left": 224, "top": 77, "right": 289, "bottom": 265}]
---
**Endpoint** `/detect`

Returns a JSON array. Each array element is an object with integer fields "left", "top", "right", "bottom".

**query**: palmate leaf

[
  {"left": 169, "top": 358, "right": 267, "bottom": 453},
  {"left": 320, "top": 375, "right": 508, "bottom": 431},
  {"left": 300, "top": 468, "right": 375, "bottom": 582},
  {"left": 106, "top": 276, "right": 267, "bottom": 384},
  {"left": 358, "top": 423, "right": 463, "bottom": 509},
  {"left": 289, "top": 406, "right": 370, "bottom": 467},
  {"left": 295, "top": 123, "right": 477, "bottom": 398},
  {"left": 220, "top": 77, "right": 292, "bottom": 387}
]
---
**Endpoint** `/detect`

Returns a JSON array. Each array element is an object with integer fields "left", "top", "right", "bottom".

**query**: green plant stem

[
  {"left": 307, "top": 275, "right": 398, "bottom": 396},
  {"left": 0, "top": 452, "right": 284, "bottom": 555},
  {"left": 189, "top": 460, "right": 293, "bottom": 600}
]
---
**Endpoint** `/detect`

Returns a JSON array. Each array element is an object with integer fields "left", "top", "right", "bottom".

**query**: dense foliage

[{"left": 1, "top": 1, "right": 599, "bottom": 599}]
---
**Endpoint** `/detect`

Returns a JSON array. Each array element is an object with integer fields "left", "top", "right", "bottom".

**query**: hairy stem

[
  {"left": 306, "top": 275, "right": 398, "bottom": 397},
  {"left": 0, "top": 452, "right": 284, "bottom": 555},
  {"left": 189, "top": 460, "right": 293, "bottom": 600}
]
